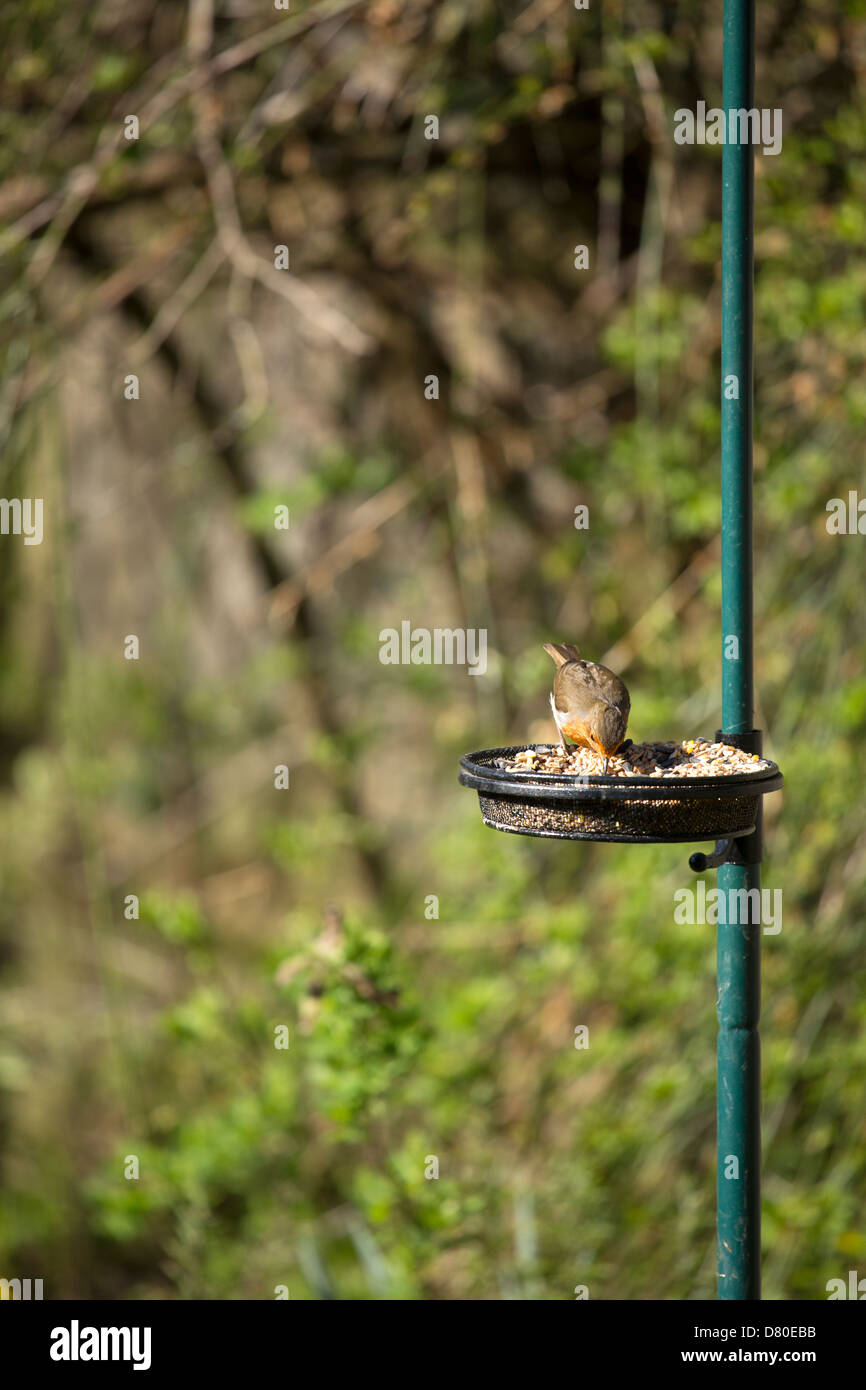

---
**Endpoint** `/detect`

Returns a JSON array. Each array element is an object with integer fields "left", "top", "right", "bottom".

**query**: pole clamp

[{"left": 686, "top": 729, "right": 765, "bottom": 870}]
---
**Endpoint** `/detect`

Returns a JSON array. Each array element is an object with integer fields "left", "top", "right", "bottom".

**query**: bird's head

[{"left": 593, "top": 703, "right": 629, "bottom": 757}]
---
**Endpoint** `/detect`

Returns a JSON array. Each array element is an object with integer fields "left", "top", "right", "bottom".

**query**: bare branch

[
  {"left": 1, "top": 0, "right": 365, "bottom": 260},
  {"left": 129, "top": 237, "right": 225, "bottom": 366}
]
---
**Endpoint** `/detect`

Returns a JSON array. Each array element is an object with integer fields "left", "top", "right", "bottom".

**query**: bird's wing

[
  {"left": 554, "top": 664, "right": 603, "bottom": 720},
  {"left": 586, "top": 661, "right": 630, "bottom": 716},
  {"left": 557, "top": 660, "right": 630, "bottom": 717}
]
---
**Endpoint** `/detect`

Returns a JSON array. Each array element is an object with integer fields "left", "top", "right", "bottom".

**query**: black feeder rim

[{"left": 459, "top": 744, "right": 784, "bottom": 844}]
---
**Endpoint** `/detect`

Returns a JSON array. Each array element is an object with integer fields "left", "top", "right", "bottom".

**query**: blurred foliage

[{"left": 0, "top": 0, "right": 865, "bottom": 1299}]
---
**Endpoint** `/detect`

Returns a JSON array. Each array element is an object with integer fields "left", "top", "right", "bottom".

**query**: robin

[{"left": 544, "top": 642, "right": 631, "bottom": 773}]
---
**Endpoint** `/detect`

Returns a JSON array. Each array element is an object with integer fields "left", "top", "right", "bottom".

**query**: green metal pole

[{"left": 718, "top": 0, "right": 761, "bottom": 1300}]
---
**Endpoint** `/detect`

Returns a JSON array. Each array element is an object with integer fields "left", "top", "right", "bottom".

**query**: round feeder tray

[{"left": 459, "top": 744, "right": 784, "bottom": 844}]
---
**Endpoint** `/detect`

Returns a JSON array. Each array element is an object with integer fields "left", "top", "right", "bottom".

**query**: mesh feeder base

[{"left": 477, "top": 792, "right": 759, "bottom": 843}]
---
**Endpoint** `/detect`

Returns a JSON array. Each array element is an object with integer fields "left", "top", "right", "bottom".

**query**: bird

[{"left": 544, "top": 642, "right": 631, "bottom": 773}]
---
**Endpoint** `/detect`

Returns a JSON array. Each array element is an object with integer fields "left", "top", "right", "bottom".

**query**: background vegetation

[{"left": 0, "top": 0, "right": 864, "bottom": 1299}]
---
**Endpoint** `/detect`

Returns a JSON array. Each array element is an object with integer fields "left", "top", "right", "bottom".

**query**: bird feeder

[
  {"left": 459, "top": 743, "right": 782, "bottom": 844},
  {"left": 458, "top": 0, "right": 775, "bottom": 1300}
]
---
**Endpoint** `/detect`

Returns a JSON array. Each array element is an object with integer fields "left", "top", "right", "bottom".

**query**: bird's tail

[{"left": 543, "top": 642, "right": 581, "bottom": 667}]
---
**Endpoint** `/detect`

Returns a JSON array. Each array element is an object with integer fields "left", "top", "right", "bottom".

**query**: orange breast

[{"left": 562, "top": 719, "right": 596, "bottom": 750}]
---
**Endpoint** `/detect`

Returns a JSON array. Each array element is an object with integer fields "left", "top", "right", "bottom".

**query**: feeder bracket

[{"left": 689, "top": 839, "right": 735, "bottom": 873}]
